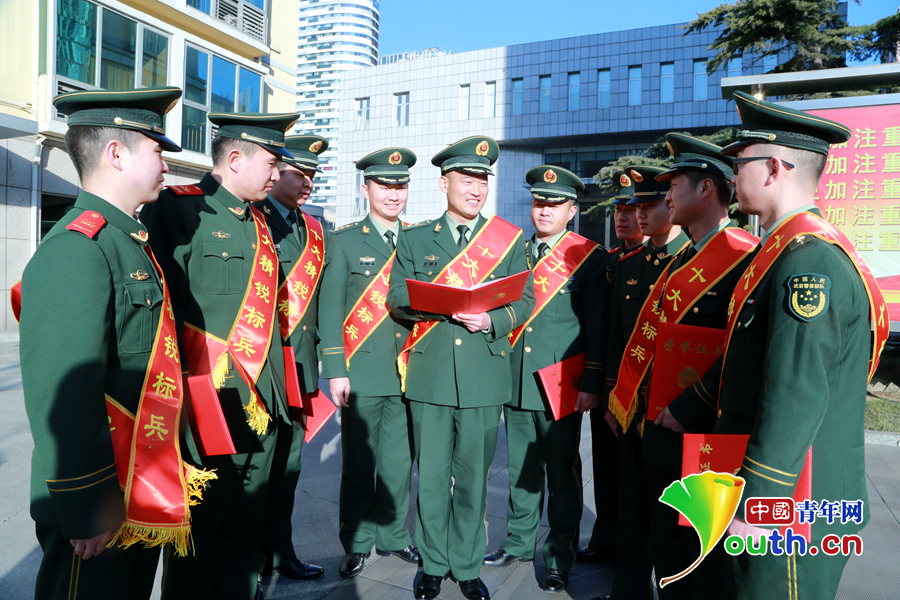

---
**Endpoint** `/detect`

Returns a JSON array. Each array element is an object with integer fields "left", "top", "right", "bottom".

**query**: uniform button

[
  {"left": 146, "top": 299, "right": 152, "bottom": 306},
  {"left": 365, "top": 270, "right": 370, "bottom": 276},
  {"left": 717, "top": 409, "right": 723, "bottom": 418},
  {"left": 654, "top": 259, "right": 660, "bottom": 265},
  {"left": 490, "top": 274, "right": 495, "bottom": 279},
  {"left": 252, "top": 243, "right": 257, "bottom": 249},
  {"left": 526, "top": 326, "right": 533, "bottom": 333},
  {"left": 525, "top": 346, "right": 532, "bottom": 353},
  {"left": 455, "top": 339, "right": 462, "bottom": 346},
  {"left": 501, "top": 350, "right": 506, "bottom": 357},
  {"left": 302, "top": 325, "right": 307, "bottom": 331},
  {"left": 625, "top": 294, "right": 630, "bottom": 300},
  {"left": 559, "top": 289, "right": 565, "bottom": 294},
  {"left": 737, "top": 321, "right": 741, "bottom": 328},
  {"left": 222, "top": 252, "right": 228, "bottom": 257},
  {"left": 648, "top": 284, "right": 653, "bottom": 290},
  {"left": 427, "top": 271, "right": 432, "bottom": 276},
  {"left": 693, "top": 307, "right": 699, "bottom": 313},
  {"left": 396, "top": 332, "right": 402, "bottom": 338}
]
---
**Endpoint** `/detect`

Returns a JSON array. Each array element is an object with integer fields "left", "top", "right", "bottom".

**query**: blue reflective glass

[
  {"left": 211, "top": 56, "right": 236, "bottom": 113},
  {"left": 184, "top": 46, "right": 208, "bottom": 105},
  {"left": 628, "top": 66, "right": 641, "bottom": 106},
  {"left": 57, "top": 0, "right": 97, "bottom": 85},
  {"left": 238, "top": 67, "right": 261, "bottom": 112},
  {"left": 513, "top": 78, "right": 523, "bottom": 115},
  {"left": 693, "top": 60, "right": 707, "bottom": 101},
  {"left": 540, "top": 76, "right": 551, "bottom": 113},
  {"left": 598, "top": 69, "right": 610, "bottom": 108}
]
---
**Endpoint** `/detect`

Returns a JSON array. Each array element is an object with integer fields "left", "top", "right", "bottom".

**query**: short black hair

[
  {"left": 211, "top": 136, "right": 259, "bottom": 166},
  {"left": 683, "top": 170, "right": 734, "bottom": 206},
  {"left": 773, "top": 145, "right": 827, "bottom": 190},
  {"left": 64, "top": 126, "right": 145, "bottom": 182}
]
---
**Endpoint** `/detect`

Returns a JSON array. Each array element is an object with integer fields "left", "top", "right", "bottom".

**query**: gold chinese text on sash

[
  {"left": 720, "top": 212, "right": 889, "bottom": 401},
  {"left": 509, "top": 231, "right": 598, "bottom": 347},
  {"left": 182, "top": 206, "right": 279, "bottom": 435},
  {"left": 397, "top": 216, "right": 522, "bottom": 392},
  {"left": 610, "top": 230, "right": 756, "bottom": 430},
  {"left": 344, "top": 251, "right": 397, "bottom": 369},
  {"left": 105, "top": 247, "right": 216, "bottom": 557},
  {"left": 277, "top": 211, "right": 325, "bottom": 339}
]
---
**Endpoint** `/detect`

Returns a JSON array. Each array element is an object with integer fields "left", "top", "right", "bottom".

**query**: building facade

[
  {"left": 295, "top": 0, "right": 379, "bottom": 206},
  {"left": 0, "top": 0, "right": 299, "bottom": 331},
  {"left": 336, "top": 22, "right": 786, "bottom": 238}
]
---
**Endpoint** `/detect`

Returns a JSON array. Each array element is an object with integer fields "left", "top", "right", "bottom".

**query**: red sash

[
  {"left": 276, "top": 211, "right": 325, "bottom": 340},
  {"left": 105, "top": 248, "right": 216, "bottom": 557},
  {"left": 397, "top": 216, "right": 522, "bottom": 392},
  {"left": 610, "top": 230, "right": 756, "bottom": 430},
  {"left": 721, "top": 212, "right": 888, "bottom": 395},
  {"left": 182, "top": 206, "right": 278, "bottom": 435},
  {"left": 509, "top": 231, "right": 598, "bottom": 347},
  {"left": 344, "top": 251, "right": 397, "bottom": 369}
]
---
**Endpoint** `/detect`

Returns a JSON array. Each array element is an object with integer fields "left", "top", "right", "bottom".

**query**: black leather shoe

[
  {"left": 576, "top": 544, "right": 615, "bottom": 562},
  {"left": 540, "top": 569, "right": 567, "bottom": 592},
  {"left": 414, "top": 573, "right": 443, "bottom": 599},
  {"left": 339, "top": 552, "right": 369, "bottom": 578},
  {"left": 459, "top": 578, "right": 490, "bottom": 600},
  {"left": 255, "top": 575, "right": 264, "bottom": 600},
  {"left": 483, "top": 548, "right": 530, "bottom": 567},
  {"left": 275, "top": 558, "right": 324, "bottom": 580},
  {"left": 387, "top": 544, "right": 421, "bottom": 564}
]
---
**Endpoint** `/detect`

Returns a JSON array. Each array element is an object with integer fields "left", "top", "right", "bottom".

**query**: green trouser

[
  {"left": 162, "top": 422, "right": 278, "bottom": 600},
  {"left": 500, "top": 406, "right": 584, "bottom": 573},
  {"left": 587, "top": 409, "right": 619, "bottom": 549},
  {"left": 34, "top": 521, "right": 159, "bottom": 600},
  {"left": 610, "top": 425, "right": 653, "bottom": 600},
  {"left": 339, "top": 394, "right": 414, "bottom": 554},
  {"left": 644, "top": 463, "right": 735, "bottom": 600},
  {"left": 262, "top": 411, "right": 305, "bottom": 567},
  {"left": 410, "top": 401, "right": 502, "bottom": 581},
  {"left": 734, "top": 545, "right": 849, "bottom": 600}
]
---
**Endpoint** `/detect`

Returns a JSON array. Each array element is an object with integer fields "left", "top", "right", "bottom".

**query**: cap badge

[
  {"left": 310, "top": 140, "right": 323, "bottom": 153},
  {"left": 212, "top": 231, "right": 232, "bottom": 239},
  {"left": 543, "top": 169, "right": 557, "bottom": 183},
  {"left": 130, "top": 270, "right": 150, "bottom": 281},
  {"left": 475, "top": 140, "right": 490, "bottom": 156},
  {"left": 389, "top": 151, "right": 402, "bottom": 165},
  {"left": 619, "top": 173, "right": 632, "bottom": 187},
  {"left": 630, "top": 169, "right": 644, "bottom": 183},
  {"left": 666, "top": 141, "right": 675, "bottom": 158}
]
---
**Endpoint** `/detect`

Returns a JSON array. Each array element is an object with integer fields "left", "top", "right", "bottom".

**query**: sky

[{"left": 378, "top": 0, "right": 899, "bottom": 58}]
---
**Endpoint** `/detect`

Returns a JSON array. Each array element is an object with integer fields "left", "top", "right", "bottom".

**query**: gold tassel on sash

[
  {"left": 244, "top": 390, "right": 272, "bottom": 435},
  {"left": 185, "top": 466, "right": 218, "bottom": 506},
  {"left": 397, "top": 356, "right": 408, "bottom": 393},
  {"left": 211, "top": 352, "right": 230, "bottom": 390},
  {"left": 608, "top": 390, "right": 638, "bottom": 432}
]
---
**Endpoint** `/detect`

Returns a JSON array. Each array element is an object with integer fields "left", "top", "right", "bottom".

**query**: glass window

[
  {"left": 661, "top": 62, "right": 674, "bottom": 103},
  {"left": 211, "top": 56, "right": 236, "bottom": 114},
  {"left": 182, "top": 105, "right": 207, "bottom": 154},
  {"left": 512, "top": 78, "right": 523, "bottom": 115},
  {"left": 355, "top": 97, "right": 369, "bottom": 130},
  {"left": 100, "top": 10, "right": 136, "bottom": 90},
  {"left": 184, "top": 46, "right": 209, "bottom": 105},
  {"left": 693, "top": 60, "right": 708, "bottom": 101},
  {"left": 484, "top": 81, "right": 496, "bottom": 118},
  {"left": 394, "top": 92, "right": 409, "bottom": 126},
  {"left": 763, "top": 54, "right": 778, "bottom": 71},
  {"left": 567, "top": 72, "right": 580, "bottom": 111},
  {"left": 141, "top": 29, "right": 169, "bottom": 87},
  {"left": 186, "top": 0, "right": 212, "bottom": 14},
  {"left": 459, "top": 84, "right": 470, "bottom": 120},
  {"left": 628, "top": 66, "right": 642, "bottom": 106},
  {"left": 727, "top": 56, "right": 742, "bottom": 78},
  {"left": 539, "top": 75, "right": 551, "bottom": 113},
  {"left": 57, "top": 0, "right": 97, "bottom": 85},
  {"left": 237, "top": 68, "right": 261, "bottom": 113},
  {"left": 598, "top": 69, "right": 610, "bottom": 108}
]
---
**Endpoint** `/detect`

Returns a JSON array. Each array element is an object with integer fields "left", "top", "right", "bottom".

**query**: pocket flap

[{"left": 203, "top": 241, "right": 243, "bottom": 261}]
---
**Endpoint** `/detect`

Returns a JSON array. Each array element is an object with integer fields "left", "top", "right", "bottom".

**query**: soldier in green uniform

[
  {"left": 254, "top": 135, "right": 328, "bottom": 582},
  {"left": 387, "top": 136, "right": 535, "bottom": 600},
  {"left": 640, "top": 133, "right": 755, "bottom": 600},
  {"left": 594, "top": 166, "right": 688, "bottom": 600},
  {"left": 710, "top": 92, "right": 877, "bottom": 599},
  {"left": 18, "top": 87, "right": 185, "bottom": 600},
  {"left": 140, "top": 112, "right": 300, "bottom": 600},
  {"left": 579, "top": 170, "right": 644, "bottom": 564},
  {"left": 483, "top": 165, "right": 609, "bottom": 593},
  {"left": 317, "top": 148, "right": 420, "bottom": 577}
]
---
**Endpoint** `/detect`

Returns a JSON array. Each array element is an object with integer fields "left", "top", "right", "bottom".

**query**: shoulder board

[
  {"left": 332, "top": 221, "right": 363, "bottom": 234},
  {"left": 65, "top": 210, "right": 107, "bottom": 239},
  {"left": 620, "top": 246, "right": 644, "bottom": 262},
  {"left": 608, "top": 246, "right": 621, "bottom": 255},
  {"left": 404, "top": 220, "right": 433, "bottom": 230},
  {"left": 166, "top": 184, "right": 204, "bottom": 196}
]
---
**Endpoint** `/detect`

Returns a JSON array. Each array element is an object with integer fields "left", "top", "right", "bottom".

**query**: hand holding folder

[{"left": 407, "top": 271, "right": 529, "bottom": 316}]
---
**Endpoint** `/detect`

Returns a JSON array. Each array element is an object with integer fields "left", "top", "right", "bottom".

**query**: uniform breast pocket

[
  {"left": 350, "top": 263, "right": 379, "bottom": 280},
  {"left": 688, "top": 294, "right": 720, "bottom": 321},
  {"left": 413, "top": 263, "right": 437, "bottom": 281},
  {"left": 202, "top": 241, "right": 245, "bottom": 295},
  {"left": 119, "top": 282, "right": 163, "bottom": 354}
]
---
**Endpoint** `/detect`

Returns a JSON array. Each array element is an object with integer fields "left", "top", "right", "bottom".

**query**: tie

[
  {"left": 384, "top": 230, "right": 395, "bottom": 251},
  {"left": 537, "top": 242, "right": 550, "bottom": 259},
  {"left": 457, "top": 224, "right": 469, "bottom": 251},
  {"left": 287, "top": 211, "right": 302, "bottom": 246}
]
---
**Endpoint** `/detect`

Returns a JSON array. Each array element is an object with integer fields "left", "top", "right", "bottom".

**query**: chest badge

[
  {"left": 130, "top": 270, "right": 150, "bottom": 281},
  {"left": 359, "top": 256, "right": 376, "bottom": 266},
  {"left": 626, "top": 279, "right": 637, "bottom": 286},
  {"left": 212, "top": 230, "right": 231, "bottom": 239}
]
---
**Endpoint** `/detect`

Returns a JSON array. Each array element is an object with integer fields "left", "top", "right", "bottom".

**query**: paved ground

[{"left": 1, "top": 350, "right": 898, "bottom": 599}]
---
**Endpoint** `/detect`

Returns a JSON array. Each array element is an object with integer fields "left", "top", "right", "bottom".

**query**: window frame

[
  {"left": 393, "top": 92, "right": 409, "bottom": 127},
  {"left": 597, "top": 69, "right": 610, "bottom": 109},
  {"left": 628, "top": 66, "right": 642, "bottom": 106},
  {"left": 355, "top": 97, "right": 370, "bottom": 131},
  {"left": 512, "top": 77, "right": 524, "bottom": 115},
  {"left": 459, "top": 84, "right": 470, "bottom": 121},
  {"left": 660, "top": 62, "right": 674, "bottom": 104},
  {"left": 567, "top": 72, "right": 580, "bottom": 111},
  {"left": 484, "top": 81, "right": 496, "bottom": 118},
  {"left": 539, "top": 75, "right": 551, "bottom": 114}
]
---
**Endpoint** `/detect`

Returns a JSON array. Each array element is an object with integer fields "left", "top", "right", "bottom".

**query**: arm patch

[{"left": 785, "top": 273, "right": 831, "bottom": 322}]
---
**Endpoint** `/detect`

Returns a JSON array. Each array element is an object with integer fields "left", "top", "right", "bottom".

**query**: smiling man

[
  {"left": 317, "top": 148, "right": 419, "bottom": 579},
  {"left": 387, "top": 137, "right": 535, "bottom": 600},
  {"left": 253, "top": 135, "right": 329, "bottom": 584},
  {"left": 141, "top": 112, "right": 300, "bottom": 600}
]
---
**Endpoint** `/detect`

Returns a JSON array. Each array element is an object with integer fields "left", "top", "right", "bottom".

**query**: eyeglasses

[{"left": 731, "top": 156, "right": 795, "bottom": 174}]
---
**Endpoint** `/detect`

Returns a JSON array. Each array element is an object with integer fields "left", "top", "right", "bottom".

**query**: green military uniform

[
  {"left": 140, "top": 113, "right": 298, "bottom": 600},
  {"left": 604, "top": 166, "right": 689, "bottom": 600},
  {"left": 639, "top": 135, "right": 750, "bottom": 600},
  {"left": 713, "top": 93, "right": 872, "bottom": 600},
  {"left": 317, "top": 148, "right": 417, "bottom": 559},
  {"left": 386, "top": 137, "right": 536, "bottom": 585},
  {"left": 495, "top": 166, "right": 610, "bottom": 578},
  {"left": 254, "top": 135, "right": 328, "bottom": 575},
  {"left": 18, "top": 88, "right": 184, "bottom": 600}
]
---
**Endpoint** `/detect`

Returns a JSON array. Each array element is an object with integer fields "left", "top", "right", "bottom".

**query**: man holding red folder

[
  {"left": 483, "top": 165, "right": 609, "bottom": 593},
  {"left": 387, "top": 136, "right": 535, "bottom": 600}
]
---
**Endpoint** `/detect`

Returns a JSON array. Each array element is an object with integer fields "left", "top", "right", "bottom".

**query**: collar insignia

[
  {"left": 131, "top": 230, "right": 149, "bottom": 243},
  {"left": 212, "top": 230, "right": 231, "bottom": 239},
  {"left": 646, "top": 254, "right": 652, "bottom": 261},
  {"left": 362, "top": 225, "right": 370, "bottom": 234},
  {"left": 130, "top": 270, "right": 150, "bottom": 281},
  {"left": 658, "top": 251, "right": 667, "bottom": 259},
  {"left": 228, "top": 206, "right": 245, "bottom": 217},
  {"left": 626, "top": 279, "right": 638, "bottom": 285},
  {"left": 262, "top": 205, "right": 272, "bottom": 215},
  {"left": 434, "top": 222, "right": 442, "bottom": 232}
]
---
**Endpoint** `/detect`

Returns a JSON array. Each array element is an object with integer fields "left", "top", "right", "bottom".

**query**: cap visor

[
  {"left": 719, "top": 140, "right": 753, "bottom": 157},
  {"left": 146, "top": 132, "right": 182, "bottom": 153},
  {"left": 262, "top": 144, "right": 294, "bottom": 159}
]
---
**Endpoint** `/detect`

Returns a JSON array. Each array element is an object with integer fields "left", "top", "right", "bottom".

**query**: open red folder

[
  {"left": 302, "top": 389, "right": 337, "bottom": 443},
  {"left": 537, "top": 353, "right": 585, "bottom": 421},
  {"left": 680, "top": 433, "right": 812, "bottom": 541},
  {"left": 647, "top": 323, "right": 725, "bottom": 421},
  {"left": 407, "top": 271, "right": 529, "bottom": 316}
]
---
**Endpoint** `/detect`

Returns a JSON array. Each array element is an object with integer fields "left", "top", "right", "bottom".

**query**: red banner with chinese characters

[{"left": 808, "top": 103, "right": 900, "bottom": 322}]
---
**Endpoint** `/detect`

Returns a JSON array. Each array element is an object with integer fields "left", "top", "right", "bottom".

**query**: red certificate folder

[
  {"left": 537, "top": 353, "right": 585, "bottom": 421},
  {"left": 647, "top": 323, "right": 726, "bottom": 421},
  {"left": 680, "top": 433, "right": 811, "bottom": 541},
  {"left": 183, "top": 374, "right": 236, "bottom": 456},
  {"left": 407, "top": 271, "right": 529, "bottom": 316},
  {"left": 283, "top": 347, "right": 303, "bottom": 408},
  {"left": 302, "top": 389, "right": 338, "bottom": 443}
]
